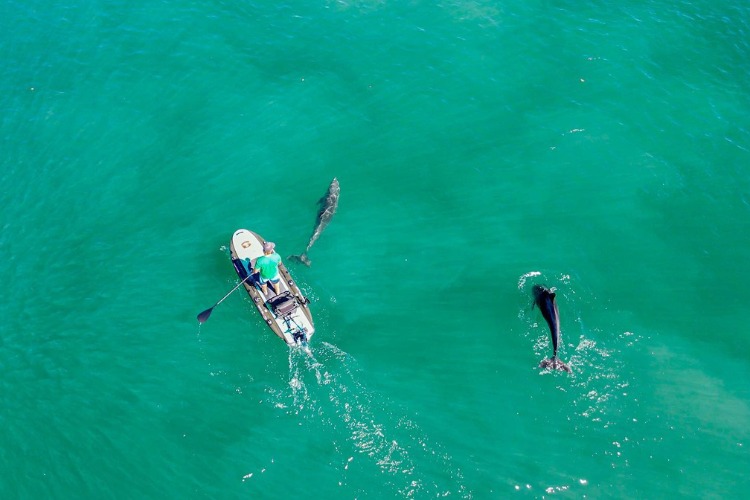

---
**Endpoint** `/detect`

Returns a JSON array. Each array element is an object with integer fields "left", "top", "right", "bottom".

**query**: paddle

[{"left": 197, "top": 273, "right": 253, "bottom": 324}]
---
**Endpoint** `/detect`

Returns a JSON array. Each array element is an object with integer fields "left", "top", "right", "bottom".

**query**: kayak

[{"left": 229, "top": 229, "right": 314, "bottom": 348}]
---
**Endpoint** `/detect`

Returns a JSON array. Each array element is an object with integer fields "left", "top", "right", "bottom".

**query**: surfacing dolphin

[
  {"left": 532, "top": 285, "right": 572, "bottom": 373},
  {"left": 289, "top": 178, "right": 340, "bottom": 266}
]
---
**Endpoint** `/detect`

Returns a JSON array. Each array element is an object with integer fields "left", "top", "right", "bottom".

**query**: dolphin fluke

[
  {"left": 288, "top": 254, "right": 311, "bottom": 267},
  {"left": 539, "top": 356, "right": 572, "bottom": 373}
]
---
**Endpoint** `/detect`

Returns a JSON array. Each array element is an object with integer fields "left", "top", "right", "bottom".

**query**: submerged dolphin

[
  {"left": 290, "top": 178, "right": 340, "bottom": 266},
  {"left": 532, "top": 285, "right": 571, "bottom": 373}
]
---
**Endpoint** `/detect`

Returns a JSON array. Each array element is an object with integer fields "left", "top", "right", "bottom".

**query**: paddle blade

[{"left": 197, "top": 308, "right": 213, "bottom": 324}]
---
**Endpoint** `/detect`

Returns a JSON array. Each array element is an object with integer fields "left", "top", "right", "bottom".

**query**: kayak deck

[{"left": 229, "top": 229, "right": 314, "bottom": 346}]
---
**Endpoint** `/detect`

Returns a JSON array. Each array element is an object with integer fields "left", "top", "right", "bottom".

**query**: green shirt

[{"left": 254, "top": 252, "right": 281, "bottom": 280}]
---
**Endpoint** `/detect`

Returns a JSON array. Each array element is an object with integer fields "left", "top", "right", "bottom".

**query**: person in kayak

[{"left": 253, "top": 241, "right": 282, "bottom": 296}]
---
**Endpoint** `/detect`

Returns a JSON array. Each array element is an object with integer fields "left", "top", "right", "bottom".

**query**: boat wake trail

[{"left": 266, "top": 342, "right": 470, "bottom": 498}]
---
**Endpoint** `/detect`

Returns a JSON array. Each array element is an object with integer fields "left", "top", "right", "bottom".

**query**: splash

[
  {"left": 517, "top": 272, "right": 636, "bottom": 419},
  {"left": 516, "top": 272, "right": 642, "bottom": 477},
  {"left": 517, "top": 270, "right": 541, "bottom": 289}
]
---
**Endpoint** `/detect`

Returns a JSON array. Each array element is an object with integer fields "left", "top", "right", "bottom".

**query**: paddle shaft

[
  {"left": 197, "top": 273, "right": 253, "bottom": 323},
  {"left": 214, "top": 274, "right": 253, "bottom": 307}
]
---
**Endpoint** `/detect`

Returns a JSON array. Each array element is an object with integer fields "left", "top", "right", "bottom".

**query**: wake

[{"left": 267, "top": 342, "right": 471, "bottom": 498}]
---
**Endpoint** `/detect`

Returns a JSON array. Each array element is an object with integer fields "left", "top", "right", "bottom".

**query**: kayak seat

[{"left": 268, "top": 291, "right": 297, "bottom": 317}]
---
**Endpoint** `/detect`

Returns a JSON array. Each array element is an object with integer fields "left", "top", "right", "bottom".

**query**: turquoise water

[{"left": 2, "top": 0, "right": 749, "bottom": 497}]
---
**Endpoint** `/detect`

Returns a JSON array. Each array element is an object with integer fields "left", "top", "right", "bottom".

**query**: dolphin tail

[
  {"left": 288, "top": 253, "right": 311, "bottom": 267},
  {"left": 539, "top": 356, "right": 571, "bottom": 373}
]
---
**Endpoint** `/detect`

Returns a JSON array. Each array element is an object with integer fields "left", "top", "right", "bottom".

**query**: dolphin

[
  {"left": 289, "top": 178, "right": 340, "bottom": 266},
  {"left": 532, "top": 285, "right": 571, "bottom": 373}
]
